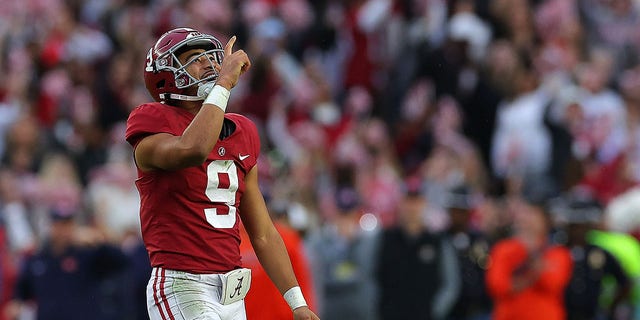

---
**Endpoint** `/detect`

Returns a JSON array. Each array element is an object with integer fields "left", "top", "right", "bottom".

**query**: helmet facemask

[{"left": 155, "top": 35, "right": 224, "bottom": 101}]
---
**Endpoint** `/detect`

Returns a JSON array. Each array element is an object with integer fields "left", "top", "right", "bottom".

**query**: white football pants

[{"left": 147, "top": 267, "right": 247, "bottom": 320}]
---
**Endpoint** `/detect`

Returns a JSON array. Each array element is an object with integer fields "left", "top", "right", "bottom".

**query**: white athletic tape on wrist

[
  {"left": 283, "top": 286, "right": 307, "bottom": 310},
  {"left": 203, "top": 85, "right": 230, "bottom": 111}
]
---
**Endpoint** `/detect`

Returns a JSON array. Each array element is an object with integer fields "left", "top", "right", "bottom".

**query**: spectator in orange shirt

[
  {"left": 241, "top": 199, "right": 317, "bottom": 320},
  {"left": 486, "top": 191, "right": 573, "bottom": 320}
]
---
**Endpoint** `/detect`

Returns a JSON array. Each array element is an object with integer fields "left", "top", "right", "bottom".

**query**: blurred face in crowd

[
  {"left": 49, "top": 218, "right": 76, "bottom": 251},
  {"left": 449, "top": 207, "right": 471, "bottom": 230},
  {"left": 399, "top": 193, "right": 427, "bottom": 228},
  {"left": 567, "top": 222, "right": 590, "bottom": 246},
  {"left": 513, "top": 199, "right": 550, "bottom": 251}
]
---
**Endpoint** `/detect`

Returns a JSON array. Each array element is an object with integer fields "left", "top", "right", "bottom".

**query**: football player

[{"left": 125, "top": 27, "right": 319, "bottom": 320}]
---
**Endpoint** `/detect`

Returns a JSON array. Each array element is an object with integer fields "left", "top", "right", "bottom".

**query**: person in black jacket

[
  {"left": 6, "top": 207, "right": 130, "bottom": 320},
  {"left": 444, "top": 185, "right": 492, "bottom": 320},
  {"left": 375, "top": 177, "right": 460, "bottom": 320},
  {"left": 558, "top": 192, "right": 632, "bottom": 320}
]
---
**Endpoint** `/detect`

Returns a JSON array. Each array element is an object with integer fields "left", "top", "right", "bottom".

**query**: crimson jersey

[{"left": 125, "top": 102, "right": 260, "bottom": 273}]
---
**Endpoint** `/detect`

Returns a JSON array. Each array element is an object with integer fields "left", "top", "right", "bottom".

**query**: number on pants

[{"left": 204, "top": 160, "right": 238, "bottom": 229}]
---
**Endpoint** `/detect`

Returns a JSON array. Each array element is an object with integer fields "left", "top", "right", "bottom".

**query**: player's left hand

[{"left": 293, "top": 306, "right": 320, "bottom": 320}]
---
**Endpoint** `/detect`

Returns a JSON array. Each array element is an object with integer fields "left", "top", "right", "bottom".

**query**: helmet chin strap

[
  {"left": 163, "top": 93, "right": 205, "bottom": 101},
  {"left": 161, "top": 81, "right": 215, "bottom": 102}
]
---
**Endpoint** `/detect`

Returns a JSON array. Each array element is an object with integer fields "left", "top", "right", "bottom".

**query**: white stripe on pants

[{"left": 146, "top": 267, "right": 247, "bottom": 320}]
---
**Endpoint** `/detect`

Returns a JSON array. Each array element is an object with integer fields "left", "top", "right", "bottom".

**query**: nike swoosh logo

[{"left": 239, "top": 154, "right": 250, "bottom": 161}]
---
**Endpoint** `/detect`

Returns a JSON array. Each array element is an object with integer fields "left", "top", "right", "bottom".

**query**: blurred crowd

[{"left": 1, "top": 0, "right": 640, "bottom": 319}]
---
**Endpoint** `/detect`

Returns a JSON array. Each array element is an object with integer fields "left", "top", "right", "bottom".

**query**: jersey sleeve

[{"left": 125, "top": 103, "right": 174, "bottom": 147}]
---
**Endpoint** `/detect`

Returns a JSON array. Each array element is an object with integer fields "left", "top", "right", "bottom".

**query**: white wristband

[
  {"left": 203, "top": 84, "right": 230, "bottom": 112},
  {"left": 283, "top": 286, "right": 307, "bottom": 310}
]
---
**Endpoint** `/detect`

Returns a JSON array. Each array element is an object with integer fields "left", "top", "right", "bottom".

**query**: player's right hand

[{"left": 216, "top": 36, "right": 251, "bottom": 90}]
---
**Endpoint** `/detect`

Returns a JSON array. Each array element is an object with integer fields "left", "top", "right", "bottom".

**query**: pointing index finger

[{"left": 225, "top": 36, "right": 236, "bottom": 58}]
